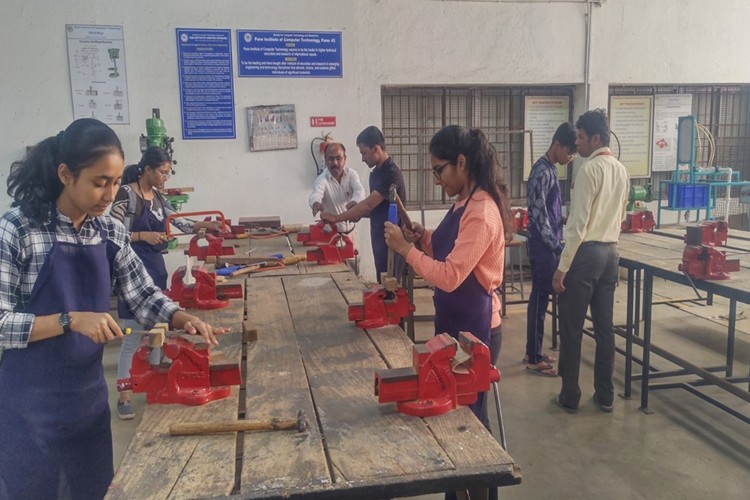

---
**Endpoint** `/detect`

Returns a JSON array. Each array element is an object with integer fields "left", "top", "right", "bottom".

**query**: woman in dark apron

[
  {"left": 385, "top": 125, "right": 514, "bottom": 500},
  {"left": 110, "top": 147, "right": 223, "bottom": 419},
  {"left": 0, "top": 119, "right": 227, "bottom": 499}
]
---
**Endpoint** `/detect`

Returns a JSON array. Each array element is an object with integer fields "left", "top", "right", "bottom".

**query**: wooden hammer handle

[
  {"left": 395, "top": 194, "right": 412, "bottom": 229},
  {"left": 170, "top": 418, "right": 298, "bottom": 436},
  {"left": 229, "top": 264, "right": 262, "bottom": 277}
]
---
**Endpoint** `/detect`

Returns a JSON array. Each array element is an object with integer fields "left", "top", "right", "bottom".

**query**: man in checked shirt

[{"left": 525, "top": 122, "right": 577, "bottom": 377}]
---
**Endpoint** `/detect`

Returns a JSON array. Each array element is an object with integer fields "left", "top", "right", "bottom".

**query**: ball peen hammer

[{"left": 169, "top": 410, "right": 309, "bottom": 436}]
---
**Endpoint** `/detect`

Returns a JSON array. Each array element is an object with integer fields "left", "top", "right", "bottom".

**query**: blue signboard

[
  {"left": 237, "top": 30, "right": 342, "bottom": 78},
  {"left": 176, "top": 29, "right": 235, "bottom": 139}
]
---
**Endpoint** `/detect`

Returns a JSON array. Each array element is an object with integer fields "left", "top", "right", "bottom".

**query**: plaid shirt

[{"left": 0, "top": 207, "right": 179, "bottom": 360}]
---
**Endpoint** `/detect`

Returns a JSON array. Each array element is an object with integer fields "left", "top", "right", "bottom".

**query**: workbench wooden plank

[
  {"left": 108, "top": 429, "right": 235, "bottom": 500},
  {"left": 240, "top": 276, "right": 330, "bottom": 495},
  {"left": 282, "top": 274, "right": 455, "bottom": 485},
  {"left": 329, "top": 272, "right": 513, "bottom": 471},
  {"left": 248, "top": 234, "right": 292, "bottom": 257},
  {"left": 329, "top": 271, "right": 367, "bottom": 305},
  {"left": 619, "top": 233, "right": 750, "bottom": 274},
  {"left": 107, "top": 293, "right": 245, "bottom": 500},
  {"left": 300, "top": 260, "right": 352, "bottom": 275},
  {"left": 329, "top": 271, "right": 415, "bottom": 368}
]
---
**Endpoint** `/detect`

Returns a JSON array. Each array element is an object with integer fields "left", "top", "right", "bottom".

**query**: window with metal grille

[
  {"left": 382, "top": 86, "right": 574, "bottom": 209},
  {"left": 609, "top": 85, "right": 750, "bottom": 189}
]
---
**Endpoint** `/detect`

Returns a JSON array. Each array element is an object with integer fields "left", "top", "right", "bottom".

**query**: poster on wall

[
  {"left": 652, "top": 94, "right": 693, "bottom": 172},
  {"left": 609, "top": 95, "right": 653, "bottom": 178},
  {"left": 246, "top": 104, "right": 298, "bottom": 151},
  {"left": 66, "top": 24, "right": 129, "bottom": 124},
  {"left": 523, "top": 96, "right": 571, "bottom": 180},
  {"left": 237, "top": 30, "right": 342, "bottom": 78},
  {"left": 176, "top": 28, "right": 236, "bottom": 139}
]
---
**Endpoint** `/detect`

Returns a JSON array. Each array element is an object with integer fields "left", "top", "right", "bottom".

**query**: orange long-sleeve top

[{"left": 406, "top": 189, "right": 505, "bottom": 328}]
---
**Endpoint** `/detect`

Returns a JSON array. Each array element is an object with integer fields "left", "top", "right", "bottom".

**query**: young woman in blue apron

[
  {"left": 0, "top": 119, "right": 227, "bottom": 499},
  {"left": 385, "top": 125, "right": 513, "bottom": 500},
  {"left": 110, "top": 147, "right": 223, "bottom": 419}
]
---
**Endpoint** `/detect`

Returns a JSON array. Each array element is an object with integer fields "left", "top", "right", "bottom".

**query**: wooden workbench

[
  {"left": 108, "top": 234, "right": 520, "bottom": 499},
  {"left": 615, "top": 230, "right": 750, "bottom": 423}
]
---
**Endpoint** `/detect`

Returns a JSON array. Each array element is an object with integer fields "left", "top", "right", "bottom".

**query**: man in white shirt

[
  {"left": 309, "top": 142, "right": 366, "bottom": 234},
  {"left": 552, "top": 109, "right": 629, "bottom": 414}
]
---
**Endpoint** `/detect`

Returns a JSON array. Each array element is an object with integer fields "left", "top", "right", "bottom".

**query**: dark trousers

[
  {"left": 557, "top": 242, "right": 619, "bottom": 408},
  {"left": 526, "top": 240, "right": 558, "bottom": 364}
]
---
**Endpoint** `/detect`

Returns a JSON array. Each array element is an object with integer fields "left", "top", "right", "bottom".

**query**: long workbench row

[{"left": 107, "top": 231, "right": 520, "bottom": 499}]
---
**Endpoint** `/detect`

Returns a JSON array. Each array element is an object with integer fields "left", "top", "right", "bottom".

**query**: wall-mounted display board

[
  {"left": 652, "top": 94, "right": 693, "bottom": 172},
  {"left": 176, "top": 28, "right": 236, "bottom": 139},
  {"left": 246, "top": 104, "right": 297, "bottom": 151},
  {"left": 523, "top": 96, "right": 571, "bottom": 180},
  {"left": 66, "top": 24, "right": 129, "bottom": 124},
  {"left": 609, "top": 95, "right": 653, "bottom": 178}
]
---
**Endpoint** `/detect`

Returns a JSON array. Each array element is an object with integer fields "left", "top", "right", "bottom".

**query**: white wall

[{"left": 2, "top": 0, "right": 750, "bottom": 281}]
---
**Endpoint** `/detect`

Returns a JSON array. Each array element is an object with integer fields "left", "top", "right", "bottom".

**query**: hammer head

[
  {"left": 388, "top": 184, "right": 397, "bottom": 203},
  {"left": 296, "top": 410, "right": 310, "bottom": 432}
]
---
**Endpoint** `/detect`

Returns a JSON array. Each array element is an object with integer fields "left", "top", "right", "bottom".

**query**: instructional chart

[{"left": 66, "top": 24, "right": 129, "bottom": 124}]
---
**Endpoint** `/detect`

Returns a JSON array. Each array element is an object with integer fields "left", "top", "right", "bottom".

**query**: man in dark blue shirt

[
  {"left": 322, "top": 126, "right": 406, "bottom": 283},
  {"left": 525, "top": 122, "right": 576, "bottom": 376}
]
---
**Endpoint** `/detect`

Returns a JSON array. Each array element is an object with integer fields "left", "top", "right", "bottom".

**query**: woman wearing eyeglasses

[
  {"left": 109, "top": 146, "right": 222, "bottom": 419},
  {"left": 384, "top": 125, "right": 513, "bottom": 424}
]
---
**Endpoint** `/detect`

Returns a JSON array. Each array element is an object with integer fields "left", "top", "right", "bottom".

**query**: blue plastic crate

[{"left": 667, "top": 183, "right": 708, "bottom": 209}]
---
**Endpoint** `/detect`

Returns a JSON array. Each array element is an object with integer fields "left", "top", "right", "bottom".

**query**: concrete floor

[{"left": 106, "top": 275, "right": 750, "bottom": 500}]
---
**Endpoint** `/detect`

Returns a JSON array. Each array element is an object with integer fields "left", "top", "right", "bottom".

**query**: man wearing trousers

[
  {"left": 552, "top": 109, "right": 629, "bottom": 413},
  {"left": 525, "top": 123, "right": 577, "bottom": 377}
]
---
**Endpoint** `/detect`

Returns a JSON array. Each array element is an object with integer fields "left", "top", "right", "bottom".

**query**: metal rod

[
  {"left": 492, "top": 381, "right": 508, "bottom": 452},
  {"left": 624, "top": 267, "right": 635, "bottom": 398},
  {"left": 727, "top": 298, "right": 737, "bottom": 377},
  {"left": 635, "top": 269, "right": 642, "bottom": 337},
  {"left": 651, "top": 383, "right": 750, "bottom": 425},
  {"left": 640, "top": 270, "right": 654, "bottom": 413}
]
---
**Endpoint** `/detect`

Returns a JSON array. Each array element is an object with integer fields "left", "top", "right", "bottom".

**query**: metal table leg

[{"left": 640, "top": 270, "right": 654, "bottom": 414}]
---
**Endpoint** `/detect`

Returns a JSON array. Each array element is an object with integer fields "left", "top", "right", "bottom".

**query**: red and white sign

[{"left": 310, "top": 116, "right": 336, "bottom": 127}]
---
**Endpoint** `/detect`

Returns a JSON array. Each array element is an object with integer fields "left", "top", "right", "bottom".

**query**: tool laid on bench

[
  {"left": 348, "top": 185, "right": 414, "bottom": 328},
  {"left": 678, "top": 220, "right": 739, "bottom": 280},
  {"left": 375, "top": 332, "right": 500, "bottom": 417},
  {"left": 298, "top": 221, "right": 357, "bottom": 265},
  {"left": 116, "top": 324, "right": 241, "bottom": 406},
  {"left": 169, "top": 409, "right": 309, "bottom": 436},
  {"left": 166, "top": 265, "right": 243, "bottom": 309},
  {"left": 165, "top": 210, "right": 235, "bottom": 262}
]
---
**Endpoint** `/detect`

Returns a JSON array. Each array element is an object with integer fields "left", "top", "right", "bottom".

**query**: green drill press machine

[{"left": 139, "top": 109, "right": 189, "bottom": 213}]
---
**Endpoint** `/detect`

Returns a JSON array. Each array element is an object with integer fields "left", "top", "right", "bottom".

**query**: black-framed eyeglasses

[{"left": 431, "top": 160, "right": 452, "bottom": 180}]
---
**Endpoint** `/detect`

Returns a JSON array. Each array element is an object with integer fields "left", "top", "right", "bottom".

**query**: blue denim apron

[
  {"left": 431, "top": 193, "right": 493, "bottom": 418},
  {"left": 118, "top": 197, "right": 168, "bottom": 319},
  {"left": 0, "top": 213, "right": 118, "bottom": 499}
]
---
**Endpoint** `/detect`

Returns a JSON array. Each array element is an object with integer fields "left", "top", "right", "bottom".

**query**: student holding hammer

[
  {"left": 0, "top": 118, "right": 227, "bottom": 500},
  {"left": 384, "top": 125, "right": 513, "bottom": 423}
]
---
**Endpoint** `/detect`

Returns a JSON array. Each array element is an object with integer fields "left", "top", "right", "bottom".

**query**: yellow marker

[{"left": 124, "top": 327, "right": 132, "bottom": 336}]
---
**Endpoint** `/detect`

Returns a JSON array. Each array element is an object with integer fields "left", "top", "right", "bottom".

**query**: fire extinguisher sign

[{"left": 310, "top": 116, "right": 336, "bottom": 127}]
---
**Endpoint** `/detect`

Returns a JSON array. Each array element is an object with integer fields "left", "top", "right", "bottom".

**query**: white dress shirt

[
  {"left": 309, "top": 167, "right": 366, "bottom": 233},
  {"left": 558, "top": 146, "right": 629, "bottom": 273}
]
